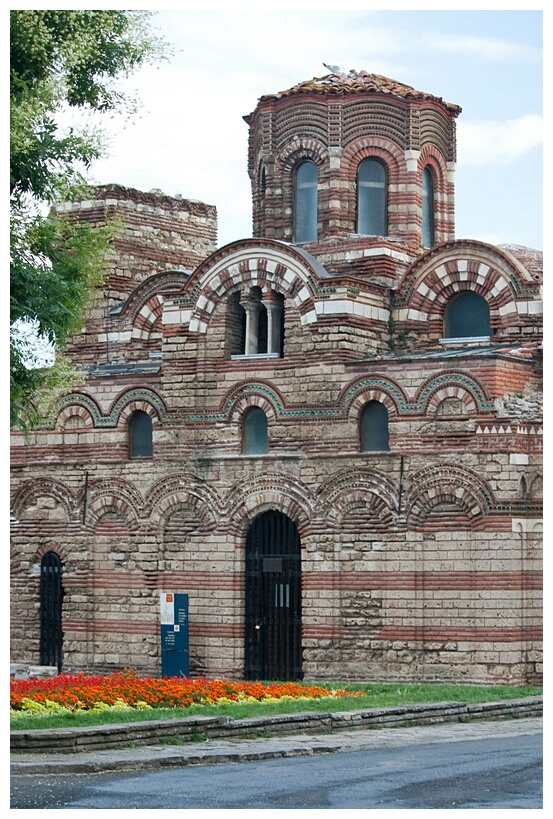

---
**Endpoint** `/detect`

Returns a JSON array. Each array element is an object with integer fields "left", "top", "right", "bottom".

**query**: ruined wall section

[{"left": 59, "top": 185, "right": 217, "bottom": 366}]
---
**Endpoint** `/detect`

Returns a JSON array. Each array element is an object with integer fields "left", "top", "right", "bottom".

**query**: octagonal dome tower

[{"left": 244, "top": 69, "right": 461, "bottom": 253}]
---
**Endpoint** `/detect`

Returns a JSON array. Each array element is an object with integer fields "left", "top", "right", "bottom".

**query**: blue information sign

[{"left": 160, "top": 592, "right": 189, "bottom": 677}]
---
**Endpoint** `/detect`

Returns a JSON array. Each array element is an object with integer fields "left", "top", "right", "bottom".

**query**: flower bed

[{"left": 11, "top": 671, "right": 363, "bottom": 715}]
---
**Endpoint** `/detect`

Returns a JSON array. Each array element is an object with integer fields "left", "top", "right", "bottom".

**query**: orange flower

[{"left": 10, "top": 671, "right": 363, "bottom": 711}]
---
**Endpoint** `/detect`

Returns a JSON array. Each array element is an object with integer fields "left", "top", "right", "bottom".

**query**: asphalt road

[{"left": 11, "top": 731, "right": 542, "bottom": 809}]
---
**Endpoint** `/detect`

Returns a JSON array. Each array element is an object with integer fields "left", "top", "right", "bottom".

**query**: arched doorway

[
  {"left": 40, "top": 552, "right": 64, "bottom": 671},
  {"left": 245, "top": 511, "right": 302, "bottom": 680}
]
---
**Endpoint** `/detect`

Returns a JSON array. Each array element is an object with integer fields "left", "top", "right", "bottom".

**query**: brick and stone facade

[{"left": 10, "top": 70, "right": 542, "bottom": 685}]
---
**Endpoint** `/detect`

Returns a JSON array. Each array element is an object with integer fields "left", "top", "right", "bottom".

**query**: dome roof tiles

[{"left": 258, "top": 70, "right": 461, "bottom": 115}]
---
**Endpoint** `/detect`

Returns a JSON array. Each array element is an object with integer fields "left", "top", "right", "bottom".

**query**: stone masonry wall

[
  {"left": 11, "top": 279, "right": 542, "bottom": 684},
  {"left": 11, "top": 186, "right": 542, "bottom": 686}
]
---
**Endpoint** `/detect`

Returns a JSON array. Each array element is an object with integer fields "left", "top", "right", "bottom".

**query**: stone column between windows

[
  {"left": 243, "top": 300, "right": 262, "bottom": 355},
  {"left": 264, "top": 295, "right": 283, "bottom": 355}
]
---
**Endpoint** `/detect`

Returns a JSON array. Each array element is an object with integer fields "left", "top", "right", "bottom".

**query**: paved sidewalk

[{"left": 11, "top": 716, "right": 543, "bottom": 776}]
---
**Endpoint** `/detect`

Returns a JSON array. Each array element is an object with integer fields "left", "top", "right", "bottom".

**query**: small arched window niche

[
  {"left": 129, "top": 410, "right": 153, "bottom": 459},
  {"left": 294, "top": 160, "right": 318, "bottom": 243},
  {"left": 442, "top": 292, "right": 491, "bottom": 342},
  {"left": 360, "top": 401, "right": 390, "bottom": 452},
  {"left": 357, "top": 158, "right": 387, "bottom": 236},
  {"left": 421, "top": 167, "right": 435, "bottom": 248},
  {"left": 229, "top": 288, "right": 284, "bottom": 360},
  {"left": 242, "top": 407, "right": 269, "bottom": 455}
]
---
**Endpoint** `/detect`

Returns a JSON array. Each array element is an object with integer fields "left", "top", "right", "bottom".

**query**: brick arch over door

[
  {"left": 225, "top": 473, "right": 315, "bottom": 540},
  {"left": 34, "top": 541, "right": 69, "bottom": 565}
]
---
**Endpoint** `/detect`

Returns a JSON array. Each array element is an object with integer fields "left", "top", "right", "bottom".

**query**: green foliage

[
  {"left": 10, "top": 10, "right": 169, "bottom": 430},
  {"left": 10, "top": 682, "right": 542, "bottom": 731},
  {"left": 387, "top": 313, "right": 410, "bottom": 350},
  {"left": 10, "top": 208, "right": 122, "bottom": 431},
  {"left": 10, "top": 10, "right": 167, "bottom": 199}
]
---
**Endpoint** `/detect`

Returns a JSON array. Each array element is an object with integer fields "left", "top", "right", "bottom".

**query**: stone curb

[
  {"left": 12, "top": 742, "right": 342, "bottom": 775},
  {"left": 11, "top": 696, "right": 542, "bottom": 755},
  {"left": 11, "top": 714, "right": 543, "bottom": 776}
]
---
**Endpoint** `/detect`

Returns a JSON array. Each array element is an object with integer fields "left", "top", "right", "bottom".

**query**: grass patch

[
  {"left": 160, "top": 735, "right": 186, "bottom": 746},
  {"left": 10, "top": 681, "right": 541, "bottom": 731}
]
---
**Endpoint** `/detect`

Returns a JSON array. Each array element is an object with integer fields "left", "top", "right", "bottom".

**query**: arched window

[
  {"left": 226, "top": 291, "right": 247, "bottom": 356},
  {"left": 229, "top": 289, "right": 284, "bottom": 359},
  {"left": 357, "top": 159, "right": 387, "bottom": 236},
  {"left": 421, "top": 167, "right": 435, "bottom": 248},
  {"left": 444, "top": 292, "right": 491, "bottom": 339},
  {"left": 243, "top": 407, "right": 268, "bottom": 455},
  {"left": 360, "top": 401, "right": 389, "bottom": 452},
  {"left": 129, "top": 410, "right": 153, "bottom": 458},
  {"left": 294, "top": 161, "right": 318, "bottom": 243}
]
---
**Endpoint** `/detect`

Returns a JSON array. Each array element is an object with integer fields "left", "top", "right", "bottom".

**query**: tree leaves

[{"left": 10, "top": 11, "right": 169, "bottom": 430}]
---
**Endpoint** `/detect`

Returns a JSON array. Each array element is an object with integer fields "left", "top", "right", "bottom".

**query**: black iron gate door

[
  {"left": 245, "top": 511, "right": 302, "bottom": 681},
  {"left": 40, "top": 552, "right": 64, "bottom": 671}
]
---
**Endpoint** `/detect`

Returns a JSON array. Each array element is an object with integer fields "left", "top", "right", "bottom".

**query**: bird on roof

[{"left": 323, "top": 63, "right": 345, "bottom": 74}]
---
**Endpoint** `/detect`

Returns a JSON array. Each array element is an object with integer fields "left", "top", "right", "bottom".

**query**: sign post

[{"left": 160, "top": 592, "right": 189, "bottom": 678}]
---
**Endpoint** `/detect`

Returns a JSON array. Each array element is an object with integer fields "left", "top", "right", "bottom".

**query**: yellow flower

[{"left": 20, "top": 697, "right": 47, "bottom": 713}]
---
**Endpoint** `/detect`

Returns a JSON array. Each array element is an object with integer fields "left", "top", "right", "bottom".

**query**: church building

[{"left": 10, "top": 70, "right": 542, "bottom": 684}]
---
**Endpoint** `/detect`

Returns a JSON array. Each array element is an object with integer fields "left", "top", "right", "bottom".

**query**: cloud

[
  {"left": 457, "top": 115, "right": 542, "bottom": 166},
  {"left": 428, "top": 34, "right": 541, "bottom": 62}
]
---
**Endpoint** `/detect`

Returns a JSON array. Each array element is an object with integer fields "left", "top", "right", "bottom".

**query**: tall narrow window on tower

[
  {"left": 357, "top": 159, "right": 387, "bottom": 236},
  {"left": 421, "top": 167, "right": 435, "bottom": 248},
  {"left": 294, "top": 161, "right": 318, "bottom": 243}
]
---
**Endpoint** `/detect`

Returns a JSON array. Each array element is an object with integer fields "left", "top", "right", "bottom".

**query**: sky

[{"left": 71, "top": 4, "right": 543, "bottom": 252}]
